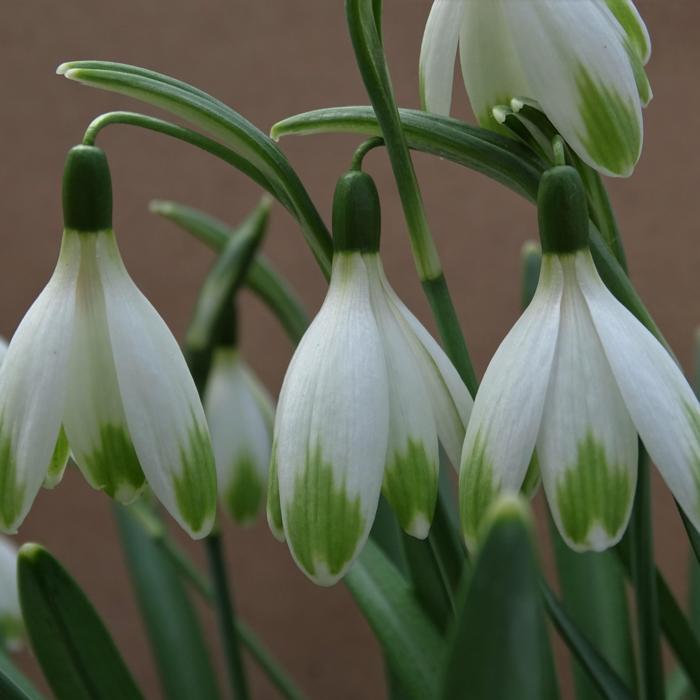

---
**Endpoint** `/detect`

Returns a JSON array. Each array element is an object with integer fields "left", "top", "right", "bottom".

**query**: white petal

[
  {"left": 365, "top": 256, "right": 438, "bottom": 539},
  {"left": 0, "top": 232, "right": 78, "bottom": 532},
  {"left": 504, "top": 0, "right": 643, "bottom": 176},
  {"left": 458, "top": 0, "right": 532, "bottom": 127},
  {"left": 419, "top": 0, "right": 465, "bottom": 115},
  {"left": 63, "top": 233, "right": 145, "bottom": 503},
  {"left": 576, "top": 251, "right": 700, "bottom": 535},
  {"left": 599, "top": 0, "right": 651, "bottom": 64},
  {"left": 373, "top": 261, "right": 472, "bottom": 468},
  {"left": 204, "top": 349, "right": 271, "bottom": 526},
  {"left": 459, "top": 256, "right": 563, "bottom": 547},
  {"left": 0, "top": 536, "right": 22, "bottom": 649},
  {"left": 0, "top": 338, "right": 8, "bottom": 366},
  {"left": 538, "top": 257, "right": 637, "bottom": 552},
  {"left": 95, "top": 232, "right": 216, "bottom": 539},
  {"left": 274, "top": 253, "right": 389, "bottom": 585}
]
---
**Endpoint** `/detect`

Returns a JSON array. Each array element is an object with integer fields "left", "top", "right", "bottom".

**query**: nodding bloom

[
  {"left": 0, "top": 536, "right": 22, "bottom": 650},
  {"left": 460, "top": 166, "right": 700, "bottom": 551},
  {"left": 268, "top": 171, "right": 472, "bottom": 585},
  {"left": 420, "top": 0, "right": 652, "bottom": 176},
  {"left": 0, "top": 146, "right": 217, "bottom": 538},
  {"left": 204, "top": 348, "right": 274, "bottom": 525}
]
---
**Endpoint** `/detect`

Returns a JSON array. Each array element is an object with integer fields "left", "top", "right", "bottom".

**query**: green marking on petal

[
  {"left": 383, "top": 439, "right": 437, "bottom": 538},
  {"left": 0, "top": 424, "right": 24, "bottom": 530},
  {"left": 174, "top": 420, "right": 217, "bottom": 534},
  {"left": 225, "top": 455, "right": 264, "bottom": 525},
  {"left": 521, "top": 451, "right": 541, "bottom": 499},
  {"left": 556, "top": 432, "right": 633, "bottom": 547},
  {"left": 285, "top": 443, "right": 365, "bottom": 580},
  {"left": 603, "top": 0, "right": 650, "bottom": 62},
  {"left": 45, "top": 427, "right": 70, "bottom": 489},
  {"left": 0, "top": 614, "right": 23, "bottom": 648},
  {"left": 459, "top": 432, "right": 499, "bottom": 545},
  {"left": 685, "top": 402, "right": 700, "bottom": 508},
  {"left": 82, "top": 424, "right": 145, "bottom": 501},
  {"left": 576, "top": 65, "right": 641, "bottom": 176},
  {"left": 267, "top": 445, "right": 284, "bottom": 538}
]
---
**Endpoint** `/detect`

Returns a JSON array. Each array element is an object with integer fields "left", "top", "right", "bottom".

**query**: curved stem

[{"left": 351, "top": 137, "right": 384, "bottom": 170}]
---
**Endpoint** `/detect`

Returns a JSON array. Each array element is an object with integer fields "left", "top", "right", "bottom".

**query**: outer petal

[
  {"left": 504, "top": 0, "right": 643, "bottom": 176},
  {"left": 95, "top": 232, "right": 216, "bottom": 539},
  {"left": 458, "top": 0, "right": 532, "bottom": 128},
  {"left": 599, "top": 0, "right": 651, "bottom": 64},
  {"left": 274, "top": 254, "right": 389, "bottom": 585},
  {"left": 373, "top": 262, "right": 472, "bottom": 468},
  {"left": 538, "top": 257, "right": 637, "bottom": 552},
  {"left": 576, "top": 252, "right": 700, "bottom": 535},
  {"left": 459, "top": 256, "right": 563, "bottom": 547},
  {"left": 366, "top": 256, "right": 438, "bottom": 539},
  {"left": 63, "top": 233, "right": 145, "bottom": 502},
  {"left": 0, "top": 232, "right": 78, "bottom": 532},
  {"left": 419, "top": 0, "right": 465, "bottom": 115},
  {"left": 0, "top": 536, "right": 22, "bottom": 649},
  {"left": 204, "top": 349, "right": 272, "bottom": 526}
]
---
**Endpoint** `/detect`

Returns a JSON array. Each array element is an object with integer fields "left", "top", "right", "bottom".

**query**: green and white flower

[
  {"left": 420, "top": 0, "right": 652, "bottom": 176},
  {"left": 269, "top": 171, "right": 471, "bottom": 585},
  {"left": 0, "top": 536, "right": 23, "bottom": 650},
  {"left": 460, "top": 167, "right": 700, "bottom": 552},
  {"left": 204, "top": 348, "right": 274, "bottom": 526},
  {"left": 0, "top": 146, "right": 216, "bottom": 538}
]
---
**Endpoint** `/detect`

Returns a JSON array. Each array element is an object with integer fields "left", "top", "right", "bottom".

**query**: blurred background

[{"left": 1, "top": 1, "right": 698, "bottom": 697}]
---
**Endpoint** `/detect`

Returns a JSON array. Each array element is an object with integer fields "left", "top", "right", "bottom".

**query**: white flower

[
  {"left": 0, "top": 146, "right": 216, "bottom": 538},
  {"left": 420, "top": 0, "right": 652, "bottom": 176},
  {"left": 460, "top": 167, "right": 700, "bottom": 551},
  {"left": 0, "top": 536, "right": 22, "bottom": 651},
  {"left": 268, "top": 171, "right": 471, "bottom": 585},
  {"left": 204, "top": 348, "right": 274, "bottom": 525}
]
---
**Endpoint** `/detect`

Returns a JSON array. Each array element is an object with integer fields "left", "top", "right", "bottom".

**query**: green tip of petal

[
  {"left": 555, "top": 433, "right": 634, "bottom": 551},
  {"left": 0, "top": 425, "right": 26, "bottom": 533},
  {"left": 225, "top": 456, "right": 264, "bottom": 526},
  {"left": 173, "top": 421, "right": 218, "bottom": 539},
  {"left": 285, "top": 444, "right": 366, "bottom": 586}
]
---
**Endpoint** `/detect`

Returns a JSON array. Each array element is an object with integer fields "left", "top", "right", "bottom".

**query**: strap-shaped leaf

[
  {"left": 58, "top": 61, "right": 332, "bottom": 275},
  {"left": 344, "top": 539, "right": 445, "bottom": 700},
  {"left": 17, "top": 544, "right": 144, "bottom": 700},
  {"left": 150, "top": 199, "right": 308, "bottom": 344},
  {"left": 0, "top": 649, "right": 45, "bottom": 700},
  {"left": 441, "top": 498, "right": 558, "bottom": 700},
  {"left": 114, "top": 505, "right": 220, "bottom": 700}
]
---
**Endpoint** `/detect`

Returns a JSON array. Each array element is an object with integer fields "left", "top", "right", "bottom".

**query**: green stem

[
  {"left": 204, "top": 532, "right": 250, "bottom": 700},
  {"left": 351, "top": 137, "right": 384, "bottom": 170}
]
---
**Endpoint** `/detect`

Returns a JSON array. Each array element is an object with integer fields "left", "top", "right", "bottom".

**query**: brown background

[{"left": 1, "top": 1, "right": 698, "bottom": 698}]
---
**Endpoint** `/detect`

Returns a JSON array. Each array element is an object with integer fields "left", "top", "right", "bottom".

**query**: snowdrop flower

[
  {"left": 268, "top": 170, "right": 472, "bottom": 585},
  {"left": 0, "top": 146, "right": 216, "bottom": 538},
  {"left": 420, "top": 0, "right": 652, "bottom": 176},
  {"left": 204, "top": 348, "right": 274, "bottom": 525},
  {"left": 0, "top": 536, "right": 22, "bottom": 650},
  {"left": 460, "top": 166, "right": 700, "bottom": 551}
]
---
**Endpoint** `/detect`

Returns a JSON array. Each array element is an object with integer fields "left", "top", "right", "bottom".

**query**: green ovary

[
  {"left": 225, "top": 455, "right": 264, "bottom": 525},
  {"left": 576, "top": 66, "right": 641, "bottom": 175},
  {"left": 459, "top": 432, "right": 499, "bottom": 545},
  {"left": 383, "top": 439, "right": 437, "bottom": 537},
  {"left": 285, "top": 444, "right": 365, "bottom": 580},
  {"left": 0, "top": 425, "right": 24, "bottom": 529},
  {"left": 174, "top": 421, "right": 218, "bottom": 534},
  {"left": 555, "top": 433, "right": 632, "bottom": 546},
  {"left": 82, "top": 424, "right": 144, "bottom": 500}
]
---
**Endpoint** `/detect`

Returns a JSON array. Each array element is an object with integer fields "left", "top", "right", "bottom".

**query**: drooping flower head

[
  {"left": 420, "top": 0, "right": 652, "bottom": 176},
  {"left": 0, "top": 146, "right": 217, "bottom": 538},
  {"left": 204, "top": 347, "right": 274, "bottom": 525},
  {"left": 460, "top": 166, "right": 700, "bottom": 551},
  {"left": 268, "top": 170, "right": 472, "bottom": 585}
]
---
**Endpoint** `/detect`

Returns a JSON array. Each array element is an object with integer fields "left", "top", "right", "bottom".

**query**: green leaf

[
  {"left": 441, "top": 497, "right": 557, "bottom": 700},
  {"left": 551, "top": 525, "right": 636, "bottom": 699},
  {"left": 58, "top": 61, "right": 332, "bottom": 275},
  {"left": 17, "top": 544, "right": 145, "bottom": 700},
  {"left": 114, "top": 505, "right": 220, "bottom": 700},
  {"left": 0, "top": 648, "right": 45, "bottom": 700},
  {"left": 344, "top": 539, "right": 445, "bottom": 700},
  {"left": 150, "top": 199, "right": 309, "bottom": 344}
]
